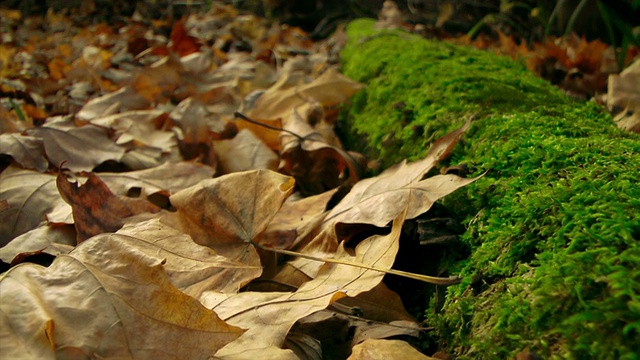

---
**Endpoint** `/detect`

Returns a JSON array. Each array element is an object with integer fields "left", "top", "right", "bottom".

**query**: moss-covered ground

[{"left": 339, "top": 18, "right": 640, "bottom": 359}]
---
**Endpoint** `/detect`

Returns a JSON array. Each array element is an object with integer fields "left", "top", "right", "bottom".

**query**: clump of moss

[{"left": 340, "top": 18, "right": 640, "bottom": 359}]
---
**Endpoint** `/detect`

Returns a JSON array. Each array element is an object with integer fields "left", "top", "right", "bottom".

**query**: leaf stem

[{"left": 251, "top": 241, "right": 462, "bottom": 286}]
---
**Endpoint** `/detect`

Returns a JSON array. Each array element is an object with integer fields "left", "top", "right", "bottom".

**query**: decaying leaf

[
  {"left": 76, "top": 86, "right": 150, "bottom": 121},
  {"left": 57, "top": 170, "right": 162, "bottom": 242},
  {"left": 0, "top": 224, "right": 76, "bottom": 264},
  {"left": 114, "top": 218, "right": 262, "bottom": 298},
  {"left": 608, "top": 59, "right": 640, "bottom": 133},
  {"left": 89, "top": 110, "right": 176, "bottom": 152},
  {"left": 96, "top": 161, "right": 215, "bottom": 196},
  {"left": 280, "top": 105, "right": 365, "bottom": 195}
]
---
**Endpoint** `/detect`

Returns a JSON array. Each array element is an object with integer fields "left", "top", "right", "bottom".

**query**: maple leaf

[
  {"left": 201, "top": 206, "right": 408, "bottom": 359},
  {"left": 0, "top": 233, "right": 244, "bottom": 359},
  {"left": 168, "top": 169, "right": 295, "bottom": 263},
  {"left": 324, "top": 118, "right": 480, "bottom": 229}
]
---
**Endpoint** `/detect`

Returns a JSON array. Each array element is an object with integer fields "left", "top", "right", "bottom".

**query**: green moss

[{"left": 340, "top": 18, "right": 640, "bottom": 359}]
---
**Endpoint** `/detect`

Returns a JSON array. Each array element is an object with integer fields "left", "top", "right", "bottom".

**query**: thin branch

[{"left": 234, "top": 112, "right": 304, "bottom": 141}]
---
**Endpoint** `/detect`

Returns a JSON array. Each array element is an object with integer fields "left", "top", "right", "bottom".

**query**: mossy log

[{"left": 339, "top": 18, "right": 640, "bottom": 359}]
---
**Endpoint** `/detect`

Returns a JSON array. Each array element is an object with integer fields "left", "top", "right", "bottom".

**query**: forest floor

[{"left": 0, "top": 2, "right": 639, "bottom": 359}]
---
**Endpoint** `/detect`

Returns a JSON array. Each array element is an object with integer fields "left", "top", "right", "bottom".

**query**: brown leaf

[
  {"left": 169, "top": 20, "right": 201, "bottom": 57},
  {"left": 169, "top": 170, "right": 295, "bottom": 262},
  {"left": 212, "top": 128, "right": 279, "bottom": 174},
  {"left": 76, "top": 86, "right": 150, "bottom": 121},
  {"left": 0, "top": 166, "right": 65, "bottom": 246},
  {"left": 114, "top": 218, "right": 262, "bottom": 297},
  {"left": 290, "top": 283, "right": 421, "bottom": 358},
  {"left": 29, "top": 115, "right": 125, "bottom": 172},
  {"left": 0, "top": 224, "right": 76, "bottom": 264},
  {"left": 131, "top": 59, "right": 186, "bottom": 104},
  {"left": 97, "top": 161, "right": 216, "bottom": 197},
  {"left": 0, "top": 233, "right": 244, "bottom": 359},
  {"left": 56, "top": 170, "right": 162, "bottom": 242},
  {"left": 171, "top": 97, "right": 236, "bottom": 143},
  {"left": 0, "top": 133, "right": 48, "bottom": 172},
  {"left": 324, "top": 119, "right": 479, "bottom": 228},
  {"left": 89, "top": 110, "right": 176, "bottom": 152},
  {"left": 247, "top": 67, "right": 363, "bottom": 122},
  {"left": 280, "top": 106, "right": 365, "bottom": 195},
  {"left": 348, "top": 339, "right": 436, "bottom": 360},
  {"left": 201, "top": 207, "right": 407, "bottom": 359},
  {"left": 608, "top": 60, "right": 640, "bottom": 133}
]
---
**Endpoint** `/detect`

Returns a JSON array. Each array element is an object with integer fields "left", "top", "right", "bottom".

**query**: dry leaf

[
  {"left": 0, "top": 224, "right": 76, "bottom": 264},
  {"left": 28, "top": 116, "right": 125, "bottom": 172},
  {"left": 0, "top": 133, "right": 48, "bottom": 172},
  {"left": 279, "top": 105, "right": 365, "bottom": 195},
  {"left": 76, "top": 86, "right": 150, "bottom": 121},
  {"left": 57, "top": 170, "right": 162, "bottom": 242},
  {"left": 247, "top": 67, "right": 363, "bottom": 122},
  {"left": 114, "top": 218, "right": 262, "bottom": 297},
  {"left": 89, "top": 110, "right": 176, "bottom": 152},
  {"left": 324, "top": 119, "right": 479, "bottom": 228},
  {"left": 97, "top": 161, "right": 216, "bottom": 196},
  {"left": 348, "top": 339, "right": 435, "bottom": 360},
  {"left": 169, "top": 169, "right": 295, "bottom": 262},
  {"left": 0, "top": 233, "right": 244, "bottom": 359},
  {"left": 0, "top": 166, "right": 65, "bottom": 246},
  {"left": 212, "top": 128, "right": 279, "bottom": 174},
  {"left": 201, "top": 207, "right": 407, "bottom": 359},
  {"left": 608, "top": 59, "right": 640, "bottom": 133}
]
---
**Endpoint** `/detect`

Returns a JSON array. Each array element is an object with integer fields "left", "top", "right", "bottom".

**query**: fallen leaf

[
  {"left": 608, "top": 59, "right": 640, "bottom": 133},
  {"left": 0, "top": 166, "right": 64, "bottom": 246},
  {"left": 169, "top": 20, "right": 201, "bottom": 57},
  {"left": 97, "top": 161, "right": 216, "bottom": 196},
  {"left": 212, "top": 128, "right": 279, "bottom": 174},
  {"left": 0, "top": 133, "right": 48, "bottom": 172},
  {"left": 57, "top": 170, "right": 162, "bottom": 242},
  {"left": 29, "top": 115, "right": 125, "bottom": 172},
  {"left": 76, "top": 86, "right": 150, "bottom": 121},
  {"left": 115, "top": 218, "right": 262, "bottom": 298},
  {"left": 0, "top": 224, "right": 76, "bottom": 264},
  {"left": 0, "top": 233, "right": 244, "bottom": 359},
  {"left": 324, "top": 119, "right": 479, "bottom": 228},
  {"left": 280, "top": 105, "right": 365, "bottom": 195},
  {"left": 169, "top": 169, "right": 295, "bottom": 263},
  {"left": 201, "top": 207, "right": 407, "bottom": 359},
  {"left": 247, "top": 67, "right": 363, "bottom": 122},
  {"left": 348, "top": 339, "right": 435, "bottom": 360},
  {"left": 289, "top": 283, "right": 421, "bottom": 358},
  {"left": 89, "top": 110, "right": 176, "bottom": 152}
]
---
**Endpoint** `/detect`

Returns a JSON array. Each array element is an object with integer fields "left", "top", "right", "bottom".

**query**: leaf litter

[{"left": 0, "top": 4, "right": 483, "bottom": 359}]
